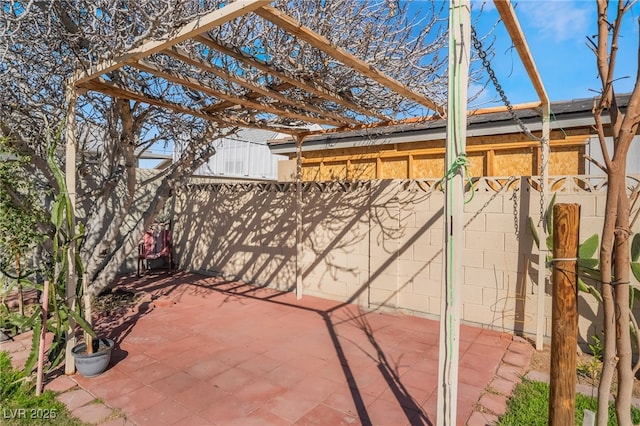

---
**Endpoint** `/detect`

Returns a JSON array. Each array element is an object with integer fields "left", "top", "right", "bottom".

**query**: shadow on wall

[
  {"left": 174, "top": 181, "right": 381, "bottom": 294},
  {"left": 175, "top": 179, "right": 449, "bottom": 316},
  {"left": 170, "top": 174, "right": 636, "bottom": 345},
  {"left": 173, "top": 178, "right": 522, "bottom": 331},
  {"left": 174, "top": 184, "right": 297, "bottom": 290}
]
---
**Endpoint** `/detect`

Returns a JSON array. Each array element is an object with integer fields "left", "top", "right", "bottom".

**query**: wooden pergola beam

[
  {"left": 132, "top": 60, "right": 348, "bottom": 127},
  {"left": 195, "top": 34, "right": 389, "bottom": 121},
  {"left": 493, "top": 0, "right": 550, "bottom": 352},
  {"left": 493, "top": 0, "right": 549, "bottom": 105},
  {"left": 255, "top": 5, "right": 446, "bottom": 116},
  {"left": 165, "top": 46, "right": 359, "bottom": 126},
  {"left": 203, "top": 81, "right": 293, "bottom": 112},
  {"left": 72, "top": 2, "right": 448, "bottom": 132},
  {"left": 80, "top": 77, "right": 303, "bottom": 134},
  {"left": 73, "top": 0, "right": 271, "bottom": 86}
]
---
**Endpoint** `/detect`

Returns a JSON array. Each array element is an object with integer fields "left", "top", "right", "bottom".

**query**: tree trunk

[
  {"left": 614, "top": 170, "right": 633, "bottom": 424},
  {"left": 86, "top": 139, "right": 214, "bottom": 296},
  {"left": 597, "top": 169, "right": 620, "bottom": 426}
]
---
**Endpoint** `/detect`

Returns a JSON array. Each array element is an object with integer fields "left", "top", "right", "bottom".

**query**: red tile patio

[{"left": 6, "top": 272, "right": 534, "bottom": 425}]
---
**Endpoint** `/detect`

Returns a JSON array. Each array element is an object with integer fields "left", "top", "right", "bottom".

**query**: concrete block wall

[
  {"left": 174, "top": 184, "right": 296, "bottom": 291},
  {"left": 301, "top": 184, "right": 372, "bottom": 305},
  {"left": 173, "top": 176, "right": 640, "bottom": 345}
]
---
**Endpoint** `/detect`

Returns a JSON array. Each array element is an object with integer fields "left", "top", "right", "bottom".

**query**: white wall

[{"left": 586, "top": 136, "right": 640, "bottom": 175}]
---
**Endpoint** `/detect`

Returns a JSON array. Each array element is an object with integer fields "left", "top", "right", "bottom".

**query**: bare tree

[
  {"left": 589, "top": 1, "right": 640, "bottom": 424},
  {"left": 0, "top": 0, "right": 474, "bottom": 296}
]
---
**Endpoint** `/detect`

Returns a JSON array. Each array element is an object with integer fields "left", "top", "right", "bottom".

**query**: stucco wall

[{"left": 174, "top": 175, "right": 640, "bottom": 345}]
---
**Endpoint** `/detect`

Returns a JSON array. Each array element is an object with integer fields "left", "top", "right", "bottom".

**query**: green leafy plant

[
  {"left": 2, "top": 124, "right": 95, "bottom": 374},
  {"left": 0, "top": 351, "right": 87, "bottom": 426},
  {"left": 529, "top": 196, "right": 640, "bottom": 303},
  {"left": 578, "top": 335, "right": 604, "bottom": 381},
  {"left": 0, "top": 138, "right": 47, "bottom": 316},
  {"left": 0, "top": 304, "right": 27, "bottom": 336},
  {"left": 589, "top": 334, "right": 604, "bottom": 362}
]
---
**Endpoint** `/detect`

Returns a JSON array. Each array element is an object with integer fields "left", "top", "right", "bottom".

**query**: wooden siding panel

[
  {"left": 381, "top": 158, "right": 408, "bottom": 179},
  {"left": 349, "top": 159, "right": 376, "bottom": 180},
  {"left": 550, "top": 147, "right": 579, "bottom": 175},
  {"left": 295, "top": 133, "right": 588, "bottom": 181},
  {"left": 414, "top": 155, "right": 444, "bottom": 178},
  {"left": 321, "top": 161, "right": 347, "bottom": 180},
  {"left": 493, "top": 149, "right": 534, "bottom": 176},
  {"left": 302, "top": 164, "right": 320, "bottom": 181},
  {"left": 467, "top": 152, "right": 485, "bottom": 177}
]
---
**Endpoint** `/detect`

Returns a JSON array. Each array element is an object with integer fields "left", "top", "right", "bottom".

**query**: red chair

[{"left": 137, "top": 221, "right": 173, "bottom": 277}]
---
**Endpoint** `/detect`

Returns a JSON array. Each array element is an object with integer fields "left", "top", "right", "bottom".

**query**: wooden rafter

[
  {"left": 494, "top": 1, "right": 549, "bottom": 105},
  {"left": 255, "top": 5, "right": 446, "bottom": 116},
  {"left": 73, "top": 0, "right": 271, "bottom": 86},
  {"left": 164, "top": 46, "right": 358, "bottom": 126},
  {"left": 194, "top": 34, "right": 388, "bottom": 121},
  {"left": 469, "top": 101, "right": 542, "bottom": 116},
  {"left": 79, "top": 77, "right": 303, "bottom": 134},
  {"left": 131, "top": 60, "right": 347, "bottom": 127},
  {"left": 72, "top": 1, "right": 453, "bottom": 133},
  {"left": 203, "top": 81, "right": 292, "bottom": 112}
]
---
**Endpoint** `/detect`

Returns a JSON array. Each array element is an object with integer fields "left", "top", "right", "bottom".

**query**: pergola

[
  {"left": 71, "top": 0, "right": 444, "bottom": 132},
  {"left": 65, "top": 1, "right": 549, "bottom": 423}
]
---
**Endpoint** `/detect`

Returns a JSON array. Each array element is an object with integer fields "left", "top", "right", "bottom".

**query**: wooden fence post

[{"left": 549, "top": 203, "right": 580, "bottom": 425}]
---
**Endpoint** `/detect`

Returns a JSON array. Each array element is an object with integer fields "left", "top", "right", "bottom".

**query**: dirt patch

[
  {"left": 92, "top": 288, "right": 146, "bottom": 315},
  {"left": 529, "top": 346, "right": 640, "bottom": 398}
]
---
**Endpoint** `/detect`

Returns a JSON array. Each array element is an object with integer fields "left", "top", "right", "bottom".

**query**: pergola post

[
  {"left": 536, "top": 105, "right": 551, "bottom": 350},
  {"left": 64, "top": 85, "right": 78, "bottom": 375},
  {"left": 294, "top": 134, "right": 306, "bottom": 299},
  {"left": 437, "top": 1, "right": 470, "bottom": 424}
]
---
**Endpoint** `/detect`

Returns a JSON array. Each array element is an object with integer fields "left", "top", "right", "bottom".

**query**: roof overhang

[{"left": 267, "top": 102, "right": 604, "bottom": 155}]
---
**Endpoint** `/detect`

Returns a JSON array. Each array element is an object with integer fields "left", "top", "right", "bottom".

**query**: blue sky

[
  {"left": 469, "top": 0, "right": 639, "bottom": 107},
  {"left": 141, "top": 0, "right": 639, "bottom": 166}
]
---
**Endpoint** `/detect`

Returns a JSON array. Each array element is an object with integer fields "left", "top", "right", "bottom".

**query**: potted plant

[
  {"left": 71, "top": 337, "right": 114, "bottom": 377},
  {"left": 70, "top": 273, "right": 114, "bottom": 377}
]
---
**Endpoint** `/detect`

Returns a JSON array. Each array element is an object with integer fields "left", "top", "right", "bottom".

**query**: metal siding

[{"left": 189, "top": 129, "right": 287, "bottom": 179}]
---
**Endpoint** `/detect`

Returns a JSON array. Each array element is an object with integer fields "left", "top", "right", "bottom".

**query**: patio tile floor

[{"left": 3, "top": 272, "right": 534, "bottom": 425}]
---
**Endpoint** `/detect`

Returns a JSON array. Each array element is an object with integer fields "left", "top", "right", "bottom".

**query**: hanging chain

[
  {"left": 538, "top": 139, "right": 547, "bottom": 227},
  {"left": 464, "top": 176, "right": 517, "bottom": 229},
  {"left": 471, "top": 26, "right": 548, "bottom": 226},
  {"left": 470, "top": 27, "right": 541, "bottom": 142}
]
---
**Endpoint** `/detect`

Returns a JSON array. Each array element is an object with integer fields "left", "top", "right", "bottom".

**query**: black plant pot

[{"left": 71, "top": 338, "right": 114, "bottom": 377}]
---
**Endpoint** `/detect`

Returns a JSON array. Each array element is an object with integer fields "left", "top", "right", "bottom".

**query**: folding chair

[{"left": 137, "top": 221, "right": 173, "bottom": 277}]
